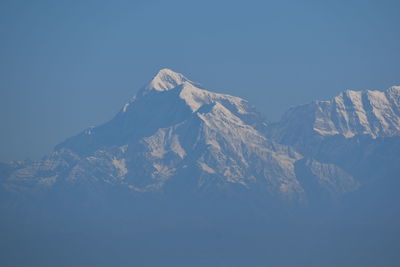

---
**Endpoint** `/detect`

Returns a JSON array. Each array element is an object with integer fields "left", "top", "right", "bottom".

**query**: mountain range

[
  {"left": 1, "top": 69, "right": 399, "bottom": 208},
  {"left": 2, "top": 69, "right": 400, "bottom": 267}
]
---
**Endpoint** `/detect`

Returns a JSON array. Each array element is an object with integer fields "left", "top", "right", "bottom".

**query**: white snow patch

[
  {"left": 171, "top": 135, "right": 186, "bottom": 159},
  {"left": 178, "top": 82, "right": 250, "bottom": 114},
  {"left": 112, "top": 158, "right": 128, "bottom": 177},
  {"left": 145, "top": 68, "right": 191, "bottom": 92},
  {"left": 120, "top": 144, "right": 128, "bottom": 153},
  {"left": 199, "top": 162, "right": 216, "bottom": 174},
  {"left": 367, "top": 90, "right": 391, "bottom": 131},
  {"left": 152, "top": 163, "right": 175, "bottom": 178}
]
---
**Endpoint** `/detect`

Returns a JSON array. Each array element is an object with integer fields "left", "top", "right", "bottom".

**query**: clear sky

[{"left": 1, "top": 0, "right": 399, "bottom": 161}]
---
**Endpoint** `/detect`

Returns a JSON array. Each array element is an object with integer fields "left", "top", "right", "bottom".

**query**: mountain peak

[
  {"left": 269, "top": 86, "right": 400, "bottom": 143},
  {"left": 144, "top": 68, "right": 191, "bottom": 93}
]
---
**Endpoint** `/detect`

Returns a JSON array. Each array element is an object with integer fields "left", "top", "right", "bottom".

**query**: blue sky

[{"left": 1, "top": 0, "right": 399, "bottom": 161}]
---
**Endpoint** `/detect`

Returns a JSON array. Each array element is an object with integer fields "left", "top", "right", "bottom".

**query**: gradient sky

[{"left": 1, "top": 0, "right": 399, "bottom": 161}]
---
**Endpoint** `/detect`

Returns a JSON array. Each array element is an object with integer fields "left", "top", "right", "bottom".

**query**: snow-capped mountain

[
  {"left": 268, "top": 86, "right": 400, "bottom": 147},
  {"left": 267, "top": 86, "right": 400, "bottom": 204},
  {"left": 1, "top": 69, "right": 359, "bottom": 203},
  {"left": 1, "top": 69, "right": 398, "bottom": 267}
]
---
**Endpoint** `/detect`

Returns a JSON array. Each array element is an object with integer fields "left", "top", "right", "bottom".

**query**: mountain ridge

[
  {"left": 267, "top": 86, "right": 400, "bottom": 147},
  {"left": 1, "top": 69, "right": 399, "bottom": 208}
]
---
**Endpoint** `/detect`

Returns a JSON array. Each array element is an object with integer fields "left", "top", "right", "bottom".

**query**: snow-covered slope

[
  {"left": 268, "top": 87, "right": 400, "bottom": 146},
  {"left": 267, "top": 86, "right": 400, "bottom": 198},
  {"left": 1, "top": 69, "right": 357, "bottom": 203}
]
